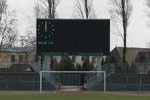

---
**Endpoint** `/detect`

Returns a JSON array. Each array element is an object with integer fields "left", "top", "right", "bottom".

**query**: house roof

[
  {"left": 9, "top": 64, "right": 34, "bottom": 72},
  {"left": 3, "top": 47, "right": 28, "bottom": 53},
  {"left": 111, "top": 47, "right": 150, "bottom": 64}
]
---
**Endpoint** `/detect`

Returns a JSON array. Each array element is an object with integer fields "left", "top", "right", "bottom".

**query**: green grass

[{"left": 0, "top": 92, "right": 150, "bottom": 100}]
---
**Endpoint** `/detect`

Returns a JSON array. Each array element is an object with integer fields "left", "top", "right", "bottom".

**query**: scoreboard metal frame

[{"left": 36, "top": 19, "right": 110, "bottom": 56}]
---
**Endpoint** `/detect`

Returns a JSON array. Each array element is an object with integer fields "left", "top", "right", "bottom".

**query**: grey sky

[{"left": 7, "top": 0, "right": 150, "bottom": 50}]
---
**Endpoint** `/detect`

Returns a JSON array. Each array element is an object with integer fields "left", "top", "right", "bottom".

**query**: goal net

[{"left": 40, "top": 71, "right": 106, "bottom": 93}]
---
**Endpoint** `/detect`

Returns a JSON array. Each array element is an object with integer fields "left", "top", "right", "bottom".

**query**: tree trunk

[
  {"left": 47, "top": 0, "right": 56, "bottom": 70},
  {"left": 41, "top": 55, "right": 44, "bottom": 71},
  {"left": 52, "top": 0, "right": 55, "bottom": 18},
  {"left": 48, "top": 0, "right": 52, "bottom": 18},
  {"left": 122, "top": 0, "right": 128, "bottom": 73},
  {"left": 85, "top": 0, "right": 89, "bottom": 19},
  {"left": 123, "top": 28, "right": 127, "bottom": 72},
  {"left": 110, "top": 0, "right": 132, "bottom": 73}
]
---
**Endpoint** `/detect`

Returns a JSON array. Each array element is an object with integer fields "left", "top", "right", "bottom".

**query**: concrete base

[{"left": 60, "top": 86, "right": 83, "bottom": 91}]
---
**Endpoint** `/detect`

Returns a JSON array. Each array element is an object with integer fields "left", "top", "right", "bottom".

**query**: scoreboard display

[{"left": 36, "top": 19, "right": 110, "bottom": 56}]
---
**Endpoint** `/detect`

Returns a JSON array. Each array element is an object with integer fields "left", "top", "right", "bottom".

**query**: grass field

[{"left": 0, "top": 92, "right": 150, "bottom": 100}]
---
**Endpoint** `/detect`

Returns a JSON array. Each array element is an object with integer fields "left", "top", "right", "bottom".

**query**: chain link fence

[
  {"left": 106, "top": 75, "right": 150, "bottom": 91},
  {"left": 0, "top": 62, "right": 150, "bottom": 91},
  {"left": 102, "top": 63, "right": 150, "bottom": 74}
]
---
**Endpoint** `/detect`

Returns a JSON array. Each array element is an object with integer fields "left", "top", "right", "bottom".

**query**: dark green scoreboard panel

[{"left": 36, "top": 19, "right": 110, "bottom": 56}]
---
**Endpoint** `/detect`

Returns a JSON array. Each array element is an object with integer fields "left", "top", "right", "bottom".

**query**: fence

[
  {"left": 0, "top": 75, "right": 56, "bottom": 90},
  {"left": 0, "top": 76, "right": 40, "bottom": 90},
  {"left": 101, "top": 63, "right": 150, "bottom": 74},
  {"left": 0, "top": 73, "right": 150, "bottom": 91},
  {"left": 0, "top": 62, "right": 150, "bottom": 91},
  {"left": 105, "top": 74, "right": 150, "bottom": 91}
]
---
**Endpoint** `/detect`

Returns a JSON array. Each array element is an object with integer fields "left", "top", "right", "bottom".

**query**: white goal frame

[{"left": 40, "top": 71, "right": 106, "bottom": 93}]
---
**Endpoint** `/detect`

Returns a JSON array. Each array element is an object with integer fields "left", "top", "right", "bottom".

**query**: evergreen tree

[
  {"left": 82, "top": 58, "right": 92, "bottom": 71},
  {"left": 76, "top": 64, "right": 82, "bottom": 71},
  {"left": 53, "top": 59, "right": 60, "bottom": 71},
  {"left": 103, "top": 56, "right": 117, "bottom": 65},
  {"left": 60, "top": 56, "right": 75, "bottom": 71}
]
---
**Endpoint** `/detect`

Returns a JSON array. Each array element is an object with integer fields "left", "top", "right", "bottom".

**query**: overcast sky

[{"left": 7, "top": 0, "right": 150, "bottom": 50}]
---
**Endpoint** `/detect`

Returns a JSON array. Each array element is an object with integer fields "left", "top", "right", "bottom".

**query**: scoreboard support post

[{"left": 97, "top": 56, "right": 102, "bottom": 78}]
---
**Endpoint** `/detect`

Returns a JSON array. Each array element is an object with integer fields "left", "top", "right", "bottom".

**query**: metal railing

[
  {"left": 101, "top": 63, "right": 150, "bottom": 74},
  {"left": 106, "top": 75, "right": 150, "bottom": 91}
]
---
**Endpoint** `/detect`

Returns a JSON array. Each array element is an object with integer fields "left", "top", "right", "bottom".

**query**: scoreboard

[{"left": 36, "top": 19, "right": 110, "bottom": 56}]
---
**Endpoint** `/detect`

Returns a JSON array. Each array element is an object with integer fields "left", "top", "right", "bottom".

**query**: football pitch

[{"left": 0, "top": 92, "right": 150, "bottom": 100}]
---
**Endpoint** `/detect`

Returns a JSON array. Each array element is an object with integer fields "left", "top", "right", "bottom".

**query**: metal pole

[
  {"left": 139, "top": 75, "right": 141, "bottom": 91},
  {"left": 127, "top": 76, "right": 128, "bottom": 84},
  {"left": 41, "top": 71, "right": 105, "bottom": 73},
  {"left": 104, "top": 71, "right": 106, "bottom": 93},
  {"left": 40, "top": 71, "right": 42, "bottom": 93}
]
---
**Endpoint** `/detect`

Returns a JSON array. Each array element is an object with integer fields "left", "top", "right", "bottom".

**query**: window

[
  {"left": 11, "top": 55, "right": 15, "bottom": 62},
  {"left": 19, "top": 55, "right": 23, "bottom": 63},
  {"left": 3, "top": 55, "right": 8, "bottom": 62}
]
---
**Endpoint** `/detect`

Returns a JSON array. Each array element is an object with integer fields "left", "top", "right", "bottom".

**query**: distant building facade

[
  {"left": 0, "top": 48, "right": 33, "bottom": 72},
  {"left": 111, "top": 47, "right": 150, "bottom": 73},
  {"left": 111, "top": 47, "right": 150, "bottom": 65}
]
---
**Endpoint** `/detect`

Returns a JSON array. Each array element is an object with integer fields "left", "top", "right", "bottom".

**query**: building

[
  {"left": 111, "top": 47, "right": 150, "bottom": 65},
  {"left": 111, "top": 47, "right": 150, "bottom": 73},
  {"left": 0, "top": 47, "right": 33, "bottom": 72}
]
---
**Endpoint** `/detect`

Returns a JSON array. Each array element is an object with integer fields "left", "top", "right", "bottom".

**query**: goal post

[{"left": 40, "top": 71, "right": 106, "bottom": 93}]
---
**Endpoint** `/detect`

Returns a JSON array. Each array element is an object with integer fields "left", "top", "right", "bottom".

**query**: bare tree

[
  {"left": 0, "top": 8, "right": 18, "bottom": 52},
  {"left": 145, "top": 0, "right": 150, "bottom": 27},
  {"left": 19, "top": 34, "right": 36, "bottom": 48},
  {"left": 19, "top": 35, "right": 26, "bottom": 47},
  {"left": 145, "top": 0, "right": 150, "bottom": 47},
  {"left": 110, "top": 0, "right": 133, "bottom": 72},
  {"left": 73, "top": 0, "right": 96, "bottom": 67},
  {"left": 26, "top": 0, "right": 60, "bottom": 71},
  {"left": 0, "top": 0, "right": 18, "bottom": 61},
  {"left": 73, "top": 0, "right": 96, "bottom": 19},
  {"left": 47, "top": 0, "right": 60, "bottom": 18},
  {"left": 0, "top": 0, "right": 7, "bottom": 21},
  {"left": 34, "top": 0, "right": 60, "bottom": 18},
  {"left": 46, "top": 0, "right": 60, "bottom": 70},
  {"left": 25, "top": 0, "right": 60, "bottom": 47}
]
